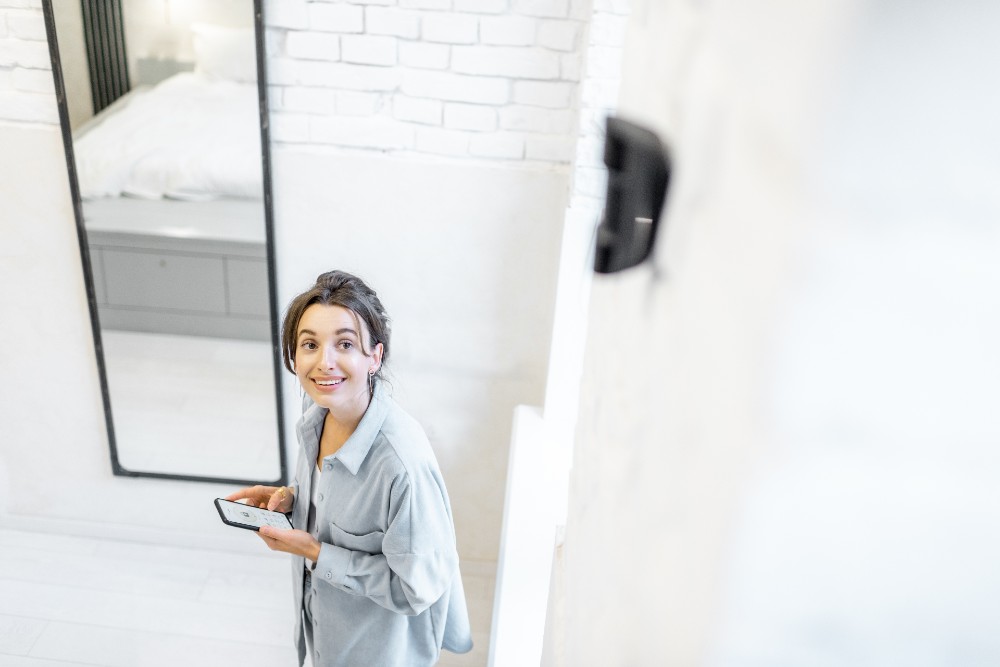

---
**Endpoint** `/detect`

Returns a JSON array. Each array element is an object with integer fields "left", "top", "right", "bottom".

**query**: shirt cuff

[{"left": 315, "top": 542, "right": 351, "bottom": 586}]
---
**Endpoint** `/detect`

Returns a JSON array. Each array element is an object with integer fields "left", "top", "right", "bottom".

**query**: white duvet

[{"left": 74, "top": 72, "right": 263, "bottom": 201}]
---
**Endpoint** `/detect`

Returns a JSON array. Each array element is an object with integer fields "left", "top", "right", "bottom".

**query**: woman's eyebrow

[{"left": 298, "top": 328, "right": 358, "bottom": 338}]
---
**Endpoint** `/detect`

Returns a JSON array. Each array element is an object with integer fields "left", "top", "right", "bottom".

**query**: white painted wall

[
  {"left": 264, "top": 0, "right": 596, "bottom": 584},
  {"left": 271, "top": 148, "right": 566, "bottom": 563},
  {"left": 553, "top": 0, "right": 1000, "bottom": 665},
  {"left": 491, "top": 0, "right": 631, "bottom": 664}
]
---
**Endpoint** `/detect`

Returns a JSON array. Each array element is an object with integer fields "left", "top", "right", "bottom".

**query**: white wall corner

[{"left": 489, "top": 405, "right": 560, "bottom": 667}]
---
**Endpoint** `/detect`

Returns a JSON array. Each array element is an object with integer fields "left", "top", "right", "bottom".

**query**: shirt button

[
  {"left": 325, "top": 571, "right": 332, "bottom": 579},
  {"left": 325, "top": 464, "right": 333, "bottom": 471},
  {"left": 318, "top": 493, "right": 324, "bottom": 502}
]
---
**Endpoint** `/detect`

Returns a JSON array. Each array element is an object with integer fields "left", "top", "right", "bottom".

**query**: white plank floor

[
  {"left": 0, "top": 528, "right": 295, "bottom": 666},
  {"left": 0, "top": 529, "right": 492, "bottom": 666}
]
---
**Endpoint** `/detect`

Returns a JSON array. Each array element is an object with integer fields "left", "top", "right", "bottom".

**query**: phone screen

[{"left": 215, "top": 498, "right": 293, "bottom": 531}]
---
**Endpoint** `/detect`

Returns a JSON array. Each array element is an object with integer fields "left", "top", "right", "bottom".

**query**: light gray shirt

[{"left": 288, "top": 381, "right": 473, "bottom": 666}]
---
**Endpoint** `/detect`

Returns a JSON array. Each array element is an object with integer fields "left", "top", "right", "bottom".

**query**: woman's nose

[{"left": 320, "top": 345, "right": 337, "bottom": 369}]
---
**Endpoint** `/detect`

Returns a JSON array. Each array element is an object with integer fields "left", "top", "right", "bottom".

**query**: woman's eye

[
  {"left": 301, "top": 341, "right": 317, "bottom": 350},
  {"left": 339, "top": 341, "right": 353, "bottom": 350}
]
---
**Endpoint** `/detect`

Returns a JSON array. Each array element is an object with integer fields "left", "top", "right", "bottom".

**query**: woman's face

[{"left": 294, "top": 304, "right": 382, "bottom": 419}]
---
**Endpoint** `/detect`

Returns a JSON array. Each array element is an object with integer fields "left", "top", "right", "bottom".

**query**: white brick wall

[
  {"left": 336, "top": 90, "right": 383, "bottom": 115},
  {"left": 0, "top": 3, "right": 58, "bottom": 126},
  {"left": 444, "top": 102, "right": 497, "bottom": 131},
  {"left": 470, "top": 131, "right": 525, "bottom": 159},
  {"left": 453, "top": 0, "right": 508, "bottom": 13},
  {"left": 400, "top": 69, "right": 508, "bottom": 104},
  {"left": 559, "top": 52, "right": 583, "bottom": 81},
  {"left": 422, "top": 13, "right": 479, "bottom": 44},
  {"left": 480, "top": 16, "right": 537, "bottom": 46},
  {"left": 512, "top": 0, "right": 569, "bottom": 19},
  {"left": 564, "top": 0, "right": 630, "bottom": 210},
  {"left": 452, "top": 45, "right": 559, "bottom": 79},
  {"left": 392, "top": 94, "right": 441, "bottom": 124},
  {"left": 537, "top": 19, "right": 578, "bottom": 51},
  {"left": 399, "top": 41, "right": 449, "bottom": 69},
  {"left": 265, "top": 0, "right": 308, "bottom": 30},
  {"left": 265, "top": 0, "right": 609, "bottom": 167},
  {"left": 308, "top": 4, "right": 365, "bottom": 33},
  {"left": 399, "top": 0, "right": 450, "bottom": 10},
  {"left": 513, "top": 80, "right": 574, "bottom": 108},
  {"left": 283, "top": 86, "right": 336, "bottom": 113},
  {"left": 0, "top": 0, "right": 628, "bottom": 173},
  {"left": 342, "top": 34, "right": 398, "bottom": 65},
  {"left": 415, "top": 125, "right": 470, "bottom": 155},
  {"left": 285, "top": 31, "right": 341, "bottom": 61},
  {"left": 0, "top": 35, "right": 48, "bottom": 68},
  {"left": 6, "top": 7, "right": 44, "bottom": 40},
  {"left": 367, "top": 7, "right": 421, "bottom": 38}
]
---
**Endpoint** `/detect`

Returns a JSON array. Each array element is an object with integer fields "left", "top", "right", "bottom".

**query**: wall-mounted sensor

[{"left": 594, "top": 117, "right": 671, "bottom": 274}]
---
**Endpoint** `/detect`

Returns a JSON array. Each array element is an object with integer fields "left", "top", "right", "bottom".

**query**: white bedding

[{"left": 74, "top": 72, "right": 263, "bottom": 201}]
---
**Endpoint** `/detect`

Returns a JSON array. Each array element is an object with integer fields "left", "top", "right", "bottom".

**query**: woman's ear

[{"left": 372, "top": 342, "right": 384, "bottom": 373}]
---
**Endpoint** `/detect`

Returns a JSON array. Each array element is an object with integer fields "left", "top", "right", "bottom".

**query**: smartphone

[{"left": 215, "top": 498, "right": 293, "bottom": 531}]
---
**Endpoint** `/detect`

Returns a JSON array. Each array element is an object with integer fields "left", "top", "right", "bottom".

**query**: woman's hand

[
  {"left": 257, "top": 527, "right": 322, "bottom": 562},
  {"left": 224, "top": 485, "right": 294, "bottom": 513}
]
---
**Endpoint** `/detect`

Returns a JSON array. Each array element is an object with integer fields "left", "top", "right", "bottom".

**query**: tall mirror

[{"left": 44, "top": 0, "right": 285, "bottom": 485}]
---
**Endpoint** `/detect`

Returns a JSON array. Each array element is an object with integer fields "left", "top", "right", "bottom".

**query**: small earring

[{"left": 368, "top": 368, "right": 375, "bottom": 395}]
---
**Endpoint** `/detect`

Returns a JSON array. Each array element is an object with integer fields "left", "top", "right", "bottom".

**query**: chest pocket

[{"left": 329, "top": 521, "right": 385, "bottom": 555}]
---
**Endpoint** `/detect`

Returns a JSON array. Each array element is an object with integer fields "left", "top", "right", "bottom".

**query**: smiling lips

[{"left": 313, "top": 377, "right": 345, "bottom": 391}]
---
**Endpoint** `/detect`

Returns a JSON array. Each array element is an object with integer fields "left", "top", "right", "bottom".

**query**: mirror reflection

[{"left": 51, "top": 0, "right": 282, "bottom": 482}]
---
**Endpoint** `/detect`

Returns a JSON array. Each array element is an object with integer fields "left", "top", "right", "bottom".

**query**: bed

[{"left": 74, "top": 24, "right": 271, "bottom": 341}]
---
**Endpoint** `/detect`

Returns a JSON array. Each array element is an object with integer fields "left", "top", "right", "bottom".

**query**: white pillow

[{"left": 191, "top": 23, "right": 257, "bottom": 83}]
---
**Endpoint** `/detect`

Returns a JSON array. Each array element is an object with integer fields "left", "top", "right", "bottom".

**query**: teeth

[{"left": 315, "top": 379, "right": 342, "bottom": 386}]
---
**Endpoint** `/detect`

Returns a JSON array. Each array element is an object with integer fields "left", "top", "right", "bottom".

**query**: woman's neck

[
  {"left": 324, "top": 406, "right": 363, "bottom": 440},
  {"left": 321, "top": 391, "right": 370, "bottom": 445}
]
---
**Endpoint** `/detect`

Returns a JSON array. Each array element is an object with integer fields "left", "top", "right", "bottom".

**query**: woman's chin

[{"left": 307, "top": 385, "right": 368, "bottom": 414}]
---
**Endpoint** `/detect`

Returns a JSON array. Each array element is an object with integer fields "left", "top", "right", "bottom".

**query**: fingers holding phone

[
  {"left": 267, "top": 485, "right": 294, "bottom": 513},
  {"left": 223, "top": 485, "right": 271, "bottom": 506},
  {"left": 258, "top": 526, "right": 321, "bottom": 562},
  {"left": 224, "top": 485, "right": 294, "bottom": 512}
]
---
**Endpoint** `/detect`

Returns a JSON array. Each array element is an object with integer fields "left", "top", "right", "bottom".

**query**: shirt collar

[{"left": 297, "top": 380, "right": 391, "bottom": 476}]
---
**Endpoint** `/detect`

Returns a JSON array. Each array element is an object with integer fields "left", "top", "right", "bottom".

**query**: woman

[{"left": 226, "top": 270, "right": 472, "bottom": 667}]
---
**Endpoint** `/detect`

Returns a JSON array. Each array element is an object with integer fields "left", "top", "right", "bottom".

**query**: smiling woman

[
  {"left": 226, "top": 270, "right": 473, "bottom": 667},
  {"left": 293, "top": 305, "right": 383, "bottom": 426}
]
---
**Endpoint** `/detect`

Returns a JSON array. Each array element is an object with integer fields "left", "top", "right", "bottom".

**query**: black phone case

[{"left": 215, "top": 498, "right": 293, "bottom": 531}]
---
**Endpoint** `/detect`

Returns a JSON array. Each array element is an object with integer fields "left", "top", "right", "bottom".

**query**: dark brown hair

[{"left": 280, "top": 270, "right": 391, "bottom": 377}]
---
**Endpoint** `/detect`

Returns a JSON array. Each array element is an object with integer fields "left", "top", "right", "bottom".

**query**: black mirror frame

[{"left": 41, "top": 0, "right": 288, "bottom": 487}]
